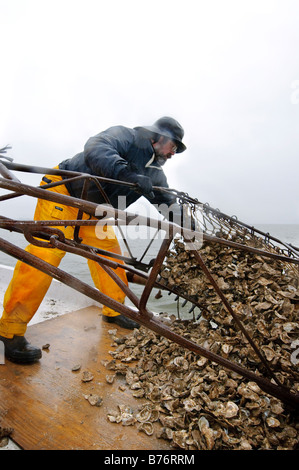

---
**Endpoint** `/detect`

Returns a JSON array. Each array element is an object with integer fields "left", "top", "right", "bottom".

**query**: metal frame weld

[{"left": 0, "top": 158, "right": 298, "bottom": 408}]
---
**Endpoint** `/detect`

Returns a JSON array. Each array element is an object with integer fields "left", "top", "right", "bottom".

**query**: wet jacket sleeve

[
  {"left": 145, "top": 172, "right": 183, "bottom": 224},
  {"left": 83, "top": 126, "right": 133, "bottom": 179}
]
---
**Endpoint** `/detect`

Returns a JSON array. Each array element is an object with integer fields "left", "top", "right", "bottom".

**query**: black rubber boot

[
  {"left": 0, "top": 334, "right": 42, "bottom": 364},
  {"left": 102, "top": 314, "right": 140, "bottom": 330}
]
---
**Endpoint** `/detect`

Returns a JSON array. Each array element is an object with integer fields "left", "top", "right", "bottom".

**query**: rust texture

[{"left": 0, "top": 159, "right": 298, "bottom": 408}]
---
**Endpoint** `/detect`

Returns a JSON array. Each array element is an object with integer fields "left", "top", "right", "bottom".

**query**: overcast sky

[{"left": 1, "top": 0, "right": 299, "bottom": 225}]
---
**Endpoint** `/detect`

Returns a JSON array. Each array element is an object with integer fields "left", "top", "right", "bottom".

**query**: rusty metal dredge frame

[{"left": 0, "top": 155, "right": 298, "bottom": 409}]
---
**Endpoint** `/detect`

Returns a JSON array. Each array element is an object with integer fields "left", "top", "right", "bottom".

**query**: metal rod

[
  {"left": 190, "top": 247, "right": 284, "bottom": 387},
  {"left": 99, "top": 263, "right": 142, "bottom": 310},
  {"left": 0, "top": 236, "right": 142, "bottom": 321},
  {"left": 203, "top": 233, "right": 299, "bottom": 265},
  {"left": 0, "top": 162, "right": 21, "bottom": 183},
  {"left": 74, "top": 178, "right": 90, "bottom": 243},
  {"left": 139, "top": 231, "right": 173, "bottom": 313},
  {"left": 0, "top": 236, "right": 298, "bottom": 407},
  {"left": 0, "top": 174, "right": 91, "bottom": 202},
  {"left": 49, "top": 235, "right": 141, "bottom": 309},
  {"left": 0, "top": 178, "right": 184, "bottom": 237},
  {"left": 0, "top": 164, "right": 298, "bottom": 408},
  {"left": 1, "top": 160, "right": 298, "bottom": 258}
]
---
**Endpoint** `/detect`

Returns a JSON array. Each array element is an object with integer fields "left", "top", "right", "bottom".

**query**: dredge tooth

[{"left": 188, "top": 304, "right": 196, "bottom": 313}]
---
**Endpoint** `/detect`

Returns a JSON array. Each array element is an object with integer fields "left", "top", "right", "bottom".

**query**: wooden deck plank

[{"left": 0, "top": 306, "right": 171, "bottom": 450}]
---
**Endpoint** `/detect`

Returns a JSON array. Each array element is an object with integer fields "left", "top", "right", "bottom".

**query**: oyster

[
  {"left": 105, "top": 374, "right": 115, "bottom": 384},
  {"left": 84, "top": 394, "right": 103, "bottom": 407},
  {"left": 137, "top": 422, "right": 153, "bottom": 436},
  {"left": 219, "top": 401, "right": 239, "bottom": 418},
  {"left": 102, "top": 235, "right": 299, "bottom": 450},
  {"left": 198, "top": 417, "right": 215, "bottom": 450},
  {"left": 81, "top": 370, "right": 94, "bottom": 382},
  {"left": 107, "top": 405, "right": 136, "bottom": 426}
]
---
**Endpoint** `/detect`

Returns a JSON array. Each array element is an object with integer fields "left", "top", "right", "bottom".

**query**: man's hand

[
  {"left": 118, "top": 168, "right": 154, "bottom": 198},
  {"left": 134, "top": 175, "right": 154, "bottom": 198}
]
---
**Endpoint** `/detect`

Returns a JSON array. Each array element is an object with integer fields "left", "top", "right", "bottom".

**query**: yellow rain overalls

[{"left": 0, "top": 172, "right": 127, "bottom": 339}]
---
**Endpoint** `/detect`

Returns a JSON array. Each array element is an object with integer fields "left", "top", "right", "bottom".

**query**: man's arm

[
  {"left": 84, "top": 126, "right": 154, "bottom": 198},
  {"left": 84, "top": 126, "right": 133, "bottom": 179}
]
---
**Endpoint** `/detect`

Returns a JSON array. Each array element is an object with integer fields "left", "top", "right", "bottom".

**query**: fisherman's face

[{"left": 153, "top": 137, "right": 177, "bottom": 166}]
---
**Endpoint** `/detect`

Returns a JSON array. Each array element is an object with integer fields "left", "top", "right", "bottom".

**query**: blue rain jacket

[{"left": 59, "top": 125, "right": 179, "bottom": 212}]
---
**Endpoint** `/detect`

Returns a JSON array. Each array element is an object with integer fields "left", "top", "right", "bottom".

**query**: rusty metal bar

[
  {"left": 145, "top": 315, "right": 299, "bottom": 409},
  {"left": 0, "top": 162, "right": 21, "bottom": 183},
  {"left": 0, "top": 174, "right": 91, "bottom": 203},
  {"left": 203, "top": 232, "right": 299, "bottom": 265},
  {"left": 0, "top": 167, "right": 298, "bottom": 408},
  {"left": 1, "top": 161, "right": 298, "bottom": 261},
  {"left": 1, "top": 160, "right": 298, "bottom": 256},
  {"left": 0, "top": 236, "right": 140, "bottom": 319},
  {"left": 0, "top": 182, "right": 295, "bottom": 388},
  {"left": 1, "top": 215, "right": 297, "bottom": 269},
  {"left": 0, "top": 217, "right": 151, "bottom": 271},
  {"left": 73, "top": 178, "right": 90, "bottom": 243},
  {"left": 201, "top": 204, "right": 299, "bottom": 258},
  {"left": 50, "top": 235, "right": 141, "bottom": 309},
  {"left": 2, "top": 213, "right": 292, "bottom": 390},
  {"left": 0, "top": 178, "right": 296, "bottom": 386},
  {"left": 99, "top": 263, "right": 142, "bottom": 310},
  {"left": 0, "top": 178, "right": 180, "bottom": 236},
  {"left": 0, "top": 236, "right": 298, "bottom": 408},
  {"left": 0, "top": 177, "right": 99, "bottom": 215},
  {"left": 190, "top": 246, "right": 284, "bottom": 387},
  {"left": 139, "top": 230, "right": 174, "bottom": 314}
]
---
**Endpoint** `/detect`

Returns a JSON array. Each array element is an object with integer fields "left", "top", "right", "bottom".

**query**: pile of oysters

[{"left": 106, "top": 232, "right": 299, "bottom": 450}]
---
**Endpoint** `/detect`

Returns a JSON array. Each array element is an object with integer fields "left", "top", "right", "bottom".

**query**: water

[
  {"left": 253, "top": 224, "right": 299, "bottom": 250},
  {"left": 0, "top": 224, "right": 298, "bottom": 317},
  {"left": 1, "top": 223, "right": 297, "bottom": 452}
]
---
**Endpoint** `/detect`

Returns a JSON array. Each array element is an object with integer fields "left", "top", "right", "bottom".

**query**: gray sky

[{"left": 1, "top": 0, "right": 299, "bottom": 224}]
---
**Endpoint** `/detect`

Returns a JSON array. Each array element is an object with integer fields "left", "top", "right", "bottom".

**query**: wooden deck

[{"left": 0, "top": 306, "right": 171, "bottom": 450}]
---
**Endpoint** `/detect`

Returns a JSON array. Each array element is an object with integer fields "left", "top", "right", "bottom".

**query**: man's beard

[{"left": 155, "top": 155, "right": 167, "bottom": 166}]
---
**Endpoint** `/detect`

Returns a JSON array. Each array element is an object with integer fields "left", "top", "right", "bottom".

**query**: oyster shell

[
  {"left": 81, "top": 370, "right": 94, "bottom": 382},
  {"left": 102, "top": 235, "right": 299, "bottom": 450},
  {"left": 110, "top": 405, "right": 136, "bottom": 426},
  {"left": 105, "top": 374, "right": 115, "bottom": 384},
  {"left": 137, "top": 422, "right": 153, "bottom": 436},
  {"left": 84, "top": 394, "right": 103, "bottom": 407},
  {"left": 198, "top": 416, "right": 215, "bottom": 450}
]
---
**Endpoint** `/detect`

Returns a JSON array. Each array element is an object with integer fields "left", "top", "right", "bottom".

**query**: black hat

[{"left": 134, "top": 116, "right": 186, "bottom": 153}]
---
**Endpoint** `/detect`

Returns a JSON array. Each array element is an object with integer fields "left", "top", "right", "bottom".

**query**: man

[{"left": 0, "top": 116, "right": 187, "bottom": 364}]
